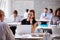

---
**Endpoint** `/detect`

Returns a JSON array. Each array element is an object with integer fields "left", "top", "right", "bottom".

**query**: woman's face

[
  {"left": 14, "top": 13, "right": 17, "bottom": 18},
  {"left": 1, "top": 13, "right": 5, "bottom": 22},
  {"left": 28, "top": 12, "right": 34, "bottom": 19},
  {"left": 56, "top": 11, "right": 60, "bottom": 16}
]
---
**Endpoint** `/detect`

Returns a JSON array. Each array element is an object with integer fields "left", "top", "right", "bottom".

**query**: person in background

[
  {"left": 47, "top": 8, "right": 60, "bottom": 34},
  {"left": 21, "top": 10, "right": 37, "bottom": 33},
  {"left": 24, "top": 9, "right": 29, "bottom": 19},
  {"left": 10, "top": 10, "right": 21, "bottom": 22},
  {"left": 0, "top": 10, "right": 15, "bottom": 40},
  {"left": 51, "top": 8, "right": 60, "bottom": 25},
  {"left": 49, "top": 8, "right": 53, "bottom": 19},
  {"left": 10, "top": 10, "right": 20, "bottom": 35},
  {"left": 46, "top": 8, "right": 54, "bottom": 34},
  {"left": 40, "top": 8, "right": 53, "bottom": 34},
  {"left": 40, "top": 8, "right": 51, "bottom": 20}
]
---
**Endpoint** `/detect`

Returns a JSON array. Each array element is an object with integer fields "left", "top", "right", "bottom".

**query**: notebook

[{"left": 16, "top": 25, "right": 31, "bottom": 34}]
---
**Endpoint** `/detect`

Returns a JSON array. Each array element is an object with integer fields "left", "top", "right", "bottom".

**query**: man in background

[{"left": 40, "top": 8, "right": 51, "bottom": 20}]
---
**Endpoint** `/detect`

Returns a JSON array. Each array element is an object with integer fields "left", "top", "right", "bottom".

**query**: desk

[
  {"left": 35, "top": 25, "right": 52, "bottom": 33},
  {"left": 36, "top": 26, "right": 52, "bottom": 30},
  {"left": 8, "top": 22, "right": 21, "bottom": 27},
  {"left": 36, "top": 19, "right": 50, "bottom": 22},
  {"left": 36, "top": 19, "right": 51, "bottom": 26},
  {"left": 8, "top": 22, "right": 21, "bottom": 25},
  {"left": 15, "top": 33, "right": 46, "bottom": 40}
]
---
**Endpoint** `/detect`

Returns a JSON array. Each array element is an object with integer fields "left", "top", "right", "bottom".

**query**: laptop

[
  {"left": 16, "top": 25, "right": 31, "bottom": 34},
  {"left": 39, "top": 21, "right": 48, "bottom": 28}
]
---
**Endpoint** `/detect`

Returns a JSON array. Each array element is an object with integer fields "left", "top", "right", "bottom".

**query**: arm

[
  {"left": 31, "top": 22, "right": 38, "bottom": 33},
  {"left": 40, "top": 13, "right": 45, "bottom": 20},
  {"left": 50, "top": 17, "right": 57, "bottom": 25}
]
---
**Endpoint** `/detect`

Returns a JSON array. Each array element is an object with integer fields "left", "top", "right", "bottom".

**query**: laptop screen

[
  {"left": 40, "top": 21, "right": 48, "bottom": 28},
  {"left": 16, "top": 25, "right": 31, "bottom": 34}
]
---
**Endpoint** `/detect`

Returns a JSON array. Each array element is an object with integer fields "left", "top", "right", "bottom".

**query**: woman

[
  {"left": 21, "top": 10, "right": 37, "bottom": 33},
  {"left": 47, "top": 8, "right": 60, "bottom": 34},
  {"left": 51, "top": 8, "right": 60, "bottom": 25},
  {"left": 10, "top": 10, "right": 20, "bottom": 35},
  {"left": 0, "top": 10, "right": 15, "bottom": 40},
  {"left": 48, "top": 8, "right": 60, "bottom": 34}
]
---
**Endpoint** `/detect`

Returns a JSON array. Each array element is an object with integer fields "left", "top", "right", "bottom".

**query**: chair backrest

[{"left": 52, "top": 25, "right": 60, "bottom": 35}]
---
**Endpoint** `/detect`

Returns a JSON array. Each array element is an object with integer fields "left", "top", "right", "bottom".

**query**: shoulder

[
  {"left": 0, "top": 22, "right": 6, "bottom": 25},
  {"left": 33, "top": 19, "right": 36, "bottom": 22},
  {"left": 22, "top": 19, "right": 27, "bottom": 21},
  {"left": 0, "top": 22, "right": 8, "bottom": 29},
  {"left": 52, "top": 16, "right": 57, "bottom": 19},
  {"left": 33, "top": 19, "right": 37, "bottom": 24},
  {"left": 51, "top": 16, "right": 58, "bottom": 21}
]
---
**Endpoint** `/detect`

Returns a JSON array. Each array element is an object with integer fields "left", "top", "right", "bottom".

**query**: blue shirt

[{"left": 40, "top": 13, "right": 52, "bottom": 20}]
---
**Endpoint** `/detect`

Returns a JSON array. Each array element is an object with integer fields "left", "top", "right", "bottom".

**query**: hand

[
  {"left": 43, "top": 16, "right": 47, "bottom": 19},
  {"left": 27, "top": 18, "right": 30, "bottom": 21},
  {"left": 30, "top": 19, "right": 33, "bottom": 24}
]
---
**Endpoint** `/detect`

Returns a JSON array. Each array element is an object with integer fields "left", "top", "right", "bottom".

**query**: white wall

[
  {"left": 13, "top": 0, "right": 60, "bottom": 19},
  {"left": 34, "top": 0, "right": 60, "bottom": 19},
  {"left": 0, "top": 0, "right": 12, "bottom": 18},
  {"left": 13, "top": 0, "right": 34, "bottom": 15},
  {"left": 0, "top": 0, "right": 60, "bottom": 19}
]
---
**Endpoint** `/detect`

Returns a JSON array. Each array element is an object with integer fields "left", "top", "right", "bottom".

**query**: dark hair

[
  {"left": 0, "top": 10, "right": 4, "bottom": 18},
  {"left": 50, "top": 8, "right": 53, "bottom": 13},
  {"left": 26, "top": 9, "right": 29, "bottom": 12},
  {"left": 55, "top": 8, "right": 60, "bottom": 16},
  {"left": 30, "top": 9, "right": 35, "bottom": 19},
  {"left": 45, "top": 8, "right": 48, "bottom": 10},
  {"left": 14, "top": 10, "right": 18, "bottom": 15}
]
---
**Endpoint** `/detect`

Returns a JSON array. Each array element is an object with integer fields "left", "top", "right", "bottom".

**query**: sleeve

[
  {"left": 21, "top": 19, "right": 26, "bottom": 24},
  {"left": 4, "top": 24, "right": 15, "bottom": 40},
  {"left": 16, "top": 16, "right": 20, "bottom": 22},
  {"left": 40, "top": 13, "right": 44, "bottom": 20},
  {"left": 32, "top": 19, "right": 37, "bottom": 25},
  {"left": 50, "top": 17, "right": 54, "bottom": 25},
  {"left": 50, "top": 17, "right": 57, "bottom": 25},
  {"left": 24, "top": 13, "right": 27, "bottom": 18}
]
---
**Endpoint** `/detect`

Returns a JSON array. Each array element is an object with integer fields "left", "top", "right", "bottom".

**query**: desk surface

[
  {"left": 15, "top": 33, "right": 45, "bottom": 39},
  {"left": 36, "top": 25, "right": 52, "bottom": 30},
  {"left": 36, "top": 19, "right": 50, "bottom": 22},
  {"left": 8, "top": 22, "right": 21, "bottom": 25}
]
